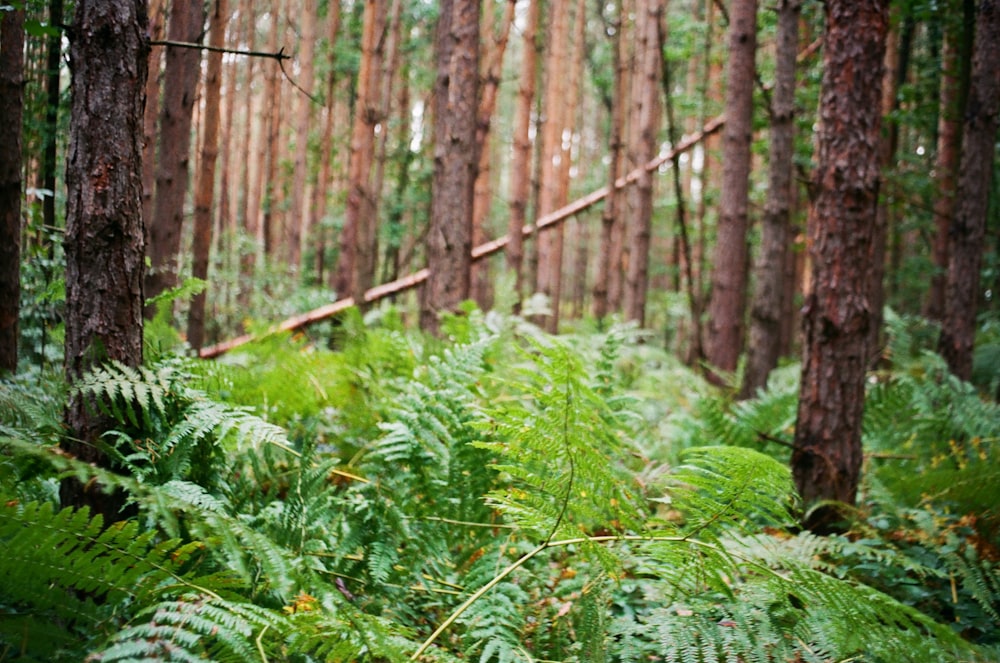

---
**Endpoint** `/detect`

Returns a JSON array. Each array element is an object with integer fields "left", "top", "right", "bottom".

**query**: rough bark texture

[
  {"left": 705, "top": 0, "right": 757, "bottom": 382},
  {"left": 187, "top": 0, "right": 228, "bottom": 351},
  {"left": 335, "top": 0, "right": 387, "bottom": 306},
  {"left": 741, "top": 0, "right": 800, "bottom": 398},
  {"left": 793, "top": 0, "right": 888, "bottom": 534},
  {"left": 622, "top": 0, "right": 663, "bottom": 327},
  {"left": 938, "top": 0, "right": 1000, "bottom": 380},
  {"left": 141, "top": 0, "right": 165, "bottom": 228},
  {"left": 506, "top": 0, "right": 540, "bottom": 312},
  {"left": 420, "top": 0, "right": 480, "bottom": 334},
  {"left": 62, "top": 0, "right": 148, "bottom": 522},
  {"left": 146, "top": 0, "right": 204, "bottom": 310},
  {"left": 0, "top": 6, "right": 25, "bottom": 373},
  {"left": 592, "top": 0, "right": 626, "bottom": 322}
]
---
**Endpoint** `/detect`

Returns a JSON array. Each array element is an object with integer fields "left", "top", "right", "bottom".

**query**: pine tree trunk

[
  {"left": 146, "top": 0, "right": 205, "bottom": 310},
  {"left": 187, "top": 0, "right": 228, "bottom": 351},
  {"left": 623, "top": 0, "right": 662, "bottom": 327},
  {"left": 141, "top": 0, "right": 165, "bottom": 228},
  {"left": 0, "top": 6, "right": 24, "bottom": 374},
  {"left": 41, "top": 0, "right": 63, "bottom": 234},
  {"left": 926, "top": 7, "right": 965, "bottom": 321},
  {"left": 61, "top": 0, "right": 149, "bottom": 522},
  {"left": 705, "top": 0, "right": 757, "bottom": 383},
  {"left": 420, "top": 0, "right": 480, "bottom": 333},
  {"left": 335, "top": 0, "right": 387, "bottom": 305},
  {"left": 740, "top": 0, "right": 800, "bottom": 398},
  {"left": 593, "top": 0, "right": 626, "bottom": 323},
  {"left": 793, "top": 0, "right": 888, "bottom": 534},
  {"left": 506, "top": 0, "right": 540, "bottom": 312},
  {"left": 313, "top": 0, "right": 343, "bottom": 286},
  {"left": 938, "top": 0, "right": 999, "bottom": 381},
  {"left": 288, "top": 0, "right": 317, "bottom": 270}
]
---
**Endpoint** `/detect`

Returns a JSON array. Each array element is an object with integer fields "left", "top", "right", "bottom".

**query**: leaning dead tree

[{"left": 198, "top": 115, "right": 725, "bottom": 359}]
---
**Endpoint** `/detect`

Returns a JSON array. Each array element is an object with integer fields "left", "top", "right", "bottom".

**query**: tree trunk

[
  {"left": 623, "top": 0, "right": 662, "bottom": 327},
  {"left": 288, "top": 0, "right": 318, "bottom": 270},
  {"left": 313, "top": 0, "right": 343, "bottom": 286},
  {"left": 420, "top": 0, "right": 480, "bottom": 334},
  {"left": 705, "top": 0, "right": 757, "bottom": 383},
  {"left": 41, "top": 0, "right": 63, "bottom": 234},
  {"left": 471, "top": 0, "right": 516, "bottom": 311},
  {"left": 740, "top": 0, "right": 800, "bottom": 398},
  {"left": 592, "top": 0, "right": 626, "bottom": 323},
  {"left": 335, "top": 0, "right": 387, "bottom": 305},
  {"left": 534, "top": 0, "right": 572, "bottom": 332},
  {"left": 0, "top": 6, "right": 25, "bottom": 374},
  {"left": 141, "top": 0, "right": 165, "bottom": 229},
  {"left": 793, "top": 0, "right": 888, "bottom": 534},
  {"left": 938, "top": 0, "right": 999, "bottom": 381},
  {"left": 146, "top": 0, "right": 205, "bottom": 310},
  {"left": 187, "top": 0, "right": 228, "bottom": 351},
  {"left": 506, "top": 0, "right": 540, "bottom": 312},
  {"left": 926, "top": 6, "right": 966, "bottom": 321},
  {"left": 62, "top": 0, "right": 149, "bottom": 523}
]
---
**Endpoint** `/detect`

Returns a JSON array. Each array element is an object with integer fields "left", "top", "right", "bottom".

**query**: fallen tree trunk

[{"left": 199, "top": 114, "right": 725, "bottom": 359}]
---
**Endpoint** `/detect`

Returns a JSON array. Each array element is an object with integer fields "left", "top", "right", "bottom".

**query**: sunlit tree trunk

[
  {"left": 741, "top": 0, "right": 800, "bottom": 398},
  {"left": 593, "top": 0, "right": 626, "bottom": 323},
  {"left": 420, "top": 0, "right": 480, "bottom": 334},
  {"left": 0, "top": 5, "right": 24, "bottom": 373},
  {"left": 62, "top": 0, "right": 148, "bottom": 522},
  {"left": 335, "top": 0, "right": 387, "bottom": 305},
  {"left": 705, "top": 0, "right": 756, "bottom": 383},
  {"left": 793, "top": 0, "right": 888, "bottom": 534},
  {"left": 506, "top": 0, "right": 540, "bottom": 312},
  {"left": 288, "top": 0, "right": 318, "bottom": 270},
  {"left": 938, "top": 0, "right": 999, "bottom": 381},
  {"left": 146, "top": 0, "right": 205, "bottom": 310},
  {"left": 187, "top": 0, "right": 228, "bottom": 351}
]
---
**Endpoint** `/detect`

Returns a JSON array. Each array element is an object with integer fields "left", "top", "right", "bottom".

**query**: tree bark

[
  {"left": 938, "top": 0, "right": 1000, "bottom": 381},
  {"left": 793, "top": 0, "right": 888, "bottom": 534},
  {"left": 420, "top": 0, "right": 480, "bottom": 334},
  {"left": 705, "top": 0, "right": 757, "bottom": 383},
  {"left": 506, "top": 0, "right": 540, "bottom": 313},
  {"left": 41, "top": 0, "right": 63, "bottom": 234},
  {"left": 187, "top": 0, "right": 228, "bottom": 351},
  {"left": 593, "top": 0, "right": 627, "bottom": 324},
  {"left": 146, "top": 0, "right": 205, "bottom": 311},
  {"left": 623, "top": 0, "right": 662, "bottom": 327},
  {"left": 335, "top": 0, "right": 387, "bottom": 305},
  {"left": 740, "top": 0, "right": 800, "bottom": 398},
  {"left": 141, "top": 0, "right": 166, "bottom": 228},
  {"left": 62, "top": 0, "right": 149, "bottom": 522},
  {"left": 288, "top": 0, "right": 318, "bottom": 270},
  {"left": 0, "top": 6, "right": 25, "bottom": 374}
]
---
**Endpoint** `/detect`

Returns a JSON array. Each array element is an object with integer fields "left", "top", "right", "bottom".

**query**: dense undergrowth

[{"left": 1, "top": 307, "right": 998, "bottom": 661}]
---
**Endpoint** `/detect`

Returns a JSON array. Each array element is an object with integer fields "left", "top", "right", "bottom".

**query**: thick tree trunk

[
  {"left": 420, "top": 0, "right": 480, "bottom": 334},
  {"left": 146, "top": 0, "right": 205, "bottom": 310},
  {"left": 740, "top": 0, "right": 800, "bottom": 398},
  {"left": 705, "top": 0, "right": 757, "bottom": 383},
  {"left": 506, "top": 0, "right": 540, "bottom": 312},
  {"left": 62, "top": 0, "right": 148, "bottom": 523},
  {"left": 187, "top": 0, "right": 228, "bottom": 351},
  {"left": 938, "top": 0, "right": 999, "bottom": 381},
  {"left": 793, "top": 0, "right": 888, "bottom": 534},
  {"left": 335, "top": 0, "right": 387, "bottom": 305},
  {"left": 0, "top": 6, "right": 25, "bottom": 374}
]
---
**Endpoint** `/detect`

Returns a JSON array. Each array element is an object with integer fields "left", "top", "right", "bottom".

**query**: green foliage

[{"left": 1, "top": 317, "right": 996, "bottom": 661}]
